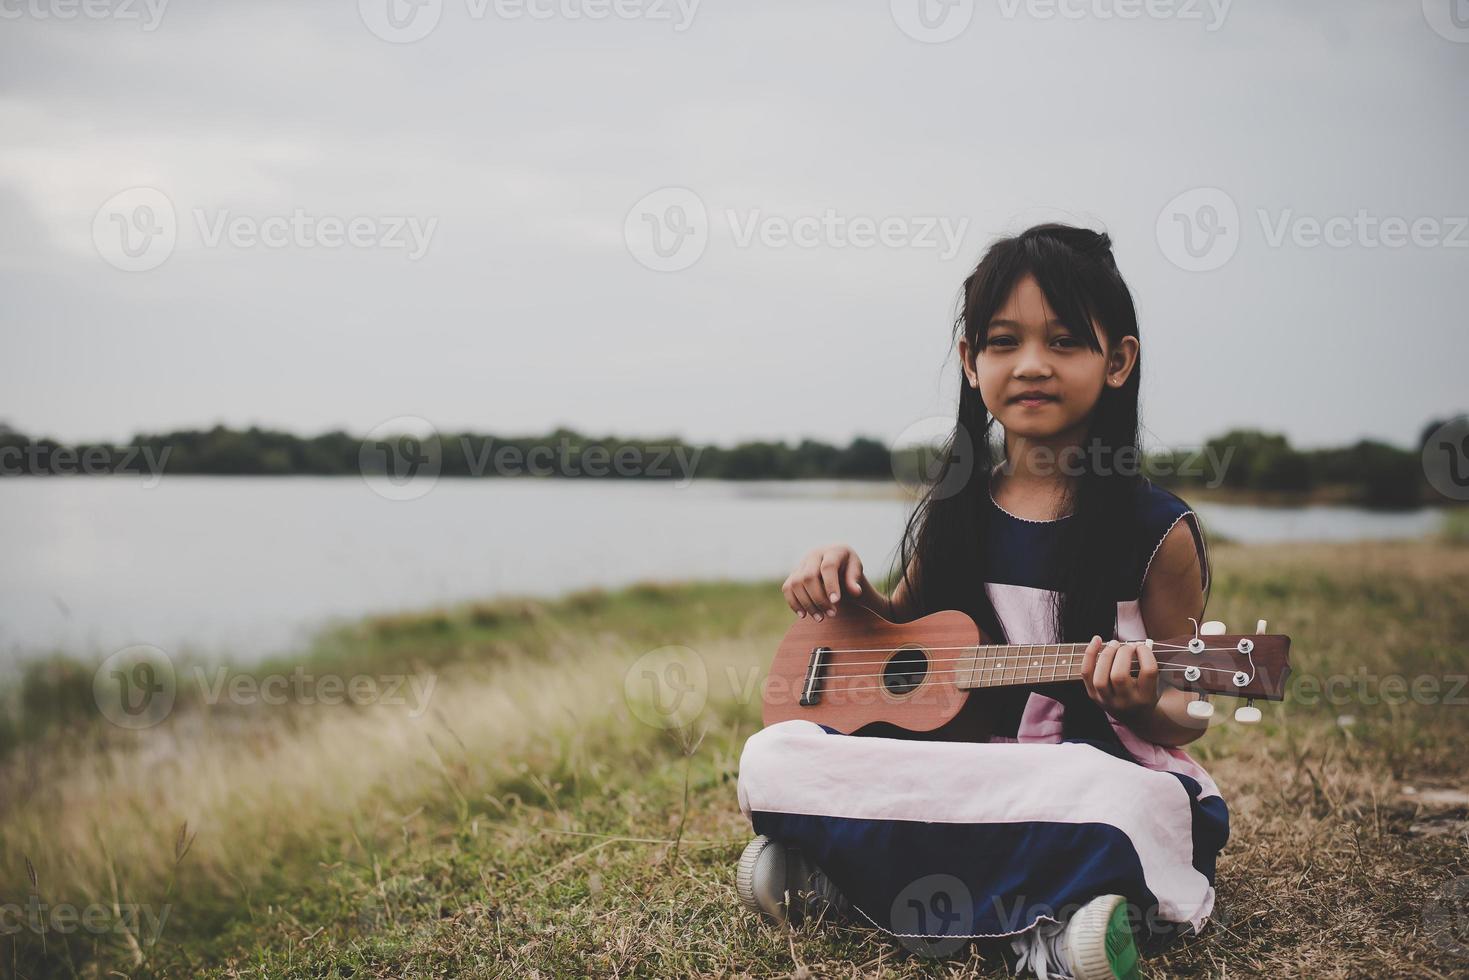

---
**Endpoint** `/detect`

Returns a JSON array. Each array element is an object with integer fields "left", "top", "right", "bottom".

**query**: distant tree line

[{"left": 0, "top": 418, "right": 1458, "bottom": 508}]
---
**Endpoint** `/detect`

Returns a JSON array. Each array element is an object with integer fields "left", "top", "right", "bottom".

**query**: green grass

[{"left": 2, "top": 540, "right": 1468, "bottom": 977}]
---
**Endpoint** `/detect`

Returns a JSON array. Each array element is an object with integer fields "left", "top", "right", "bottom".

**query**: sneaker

[
  {"left": 1010, "top": 893, "right": 1140, "bottom": 980},
  {"left": 735, "top": 835, "right": 852, "bottom": 925}
]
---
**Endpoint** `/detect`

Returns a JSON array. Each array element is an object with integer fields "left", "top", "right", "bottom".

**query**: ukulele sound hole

[{"left": 882, "top": 646, "right": 928, "bottom": 696}]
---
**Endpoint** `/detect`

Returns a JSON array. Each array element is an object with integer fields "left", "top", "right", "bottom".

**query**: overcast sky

[{"left": 1, "top": 0, "right": 1465, "bottom": 453}]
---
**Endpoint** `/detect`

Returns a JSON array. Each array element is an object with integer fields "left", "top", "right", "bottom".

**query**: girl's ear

[
  {"left": 1105, "top": 336, "right": 1140, "bottom": 387},
  {"left": 957, "top": 337, "right": 979, "bottom": 388}
]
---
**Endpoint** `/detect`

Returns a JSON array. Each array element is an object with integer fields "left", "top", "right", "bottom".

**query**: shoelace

[
  {"left": 1010, "top": 920, "right": 1072, "bottom": 980},
  {"left": 796, "top": 866, "right": 850, "bottom": 917}
]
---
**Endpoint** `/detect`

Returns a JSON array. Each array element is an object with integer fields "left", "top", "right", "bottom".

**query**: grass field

[{"left": 2, "top": 525, "right": 1468, "bottom": 978}]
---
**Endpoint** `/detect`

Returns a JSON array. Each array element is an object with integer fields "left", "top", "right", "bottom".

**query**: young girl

[{"left": 735, "top": 224, "right": 1227, "bottom": 980}]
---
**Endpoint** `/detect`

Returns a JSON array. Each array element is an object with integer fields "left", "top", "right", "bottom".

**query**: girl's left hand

[{"left": 1080, "top": 636, "right": 1161, "bottom": 720}]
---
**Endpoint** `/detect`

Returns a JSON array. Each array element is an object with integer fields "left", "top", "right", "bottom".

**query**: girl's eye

[
  {"left": 987, "top": 337, "right": 1016, "bottom": 348},
  {"left": 1054, "top": 337, "right": 1081, "bottom": 348}
]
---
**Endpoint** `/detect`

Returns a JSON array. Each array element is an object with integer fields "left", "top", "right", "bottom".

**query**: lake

[{"left": 0, "top": 476, "right": 1448, "bottom": 666}]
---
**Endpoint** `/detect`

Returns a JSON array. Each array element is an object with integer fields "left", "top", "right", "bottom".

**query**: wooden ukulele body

[{"left": 761, "top": 603, "right": 1000, "bottom": 741}]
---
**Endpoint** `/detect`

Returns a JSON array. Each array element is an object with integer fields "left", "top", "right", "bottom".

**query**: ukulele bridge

[{"left": 799, "top": 646, "right": 831, "bottom": 706}]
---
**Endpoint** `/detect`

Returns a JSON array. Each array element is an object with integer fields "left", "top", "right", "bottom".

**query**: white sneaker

[
  {"left": 1010, "top": 894, "right": 1140, "bottom": 980},
  {"left": 735, "top": 835, "right": 852, "bottom": 925}
]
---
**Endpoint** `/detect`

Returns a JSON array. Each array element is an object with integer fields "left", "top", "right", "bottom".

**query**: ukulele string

[
  {"left": 822, "top": 658, "right": 1233, "bottom": 681},
  {"left": 793, "top": 644, "right": 1246, "bottom": 671},
  {"left": 816, "top": 664, "right": 1219, "bottom": 694}
]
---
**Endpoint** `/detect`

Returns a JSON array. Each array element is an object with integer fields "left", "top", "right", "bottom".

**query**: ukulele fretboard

[{"left": 957, "top": 643, "right": 1095, "bottom": 689}]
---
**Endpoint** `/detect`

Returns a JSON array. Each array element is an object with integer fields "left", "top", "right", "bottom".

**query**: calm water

[{"left": 0, "top": 477, "right": 1447, "bottom": 666}]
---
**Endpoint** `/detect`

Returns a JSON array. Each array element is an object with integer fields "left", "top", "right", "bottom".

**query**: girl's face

[{"left": 959, "top": 273, "right": 1137, "bottom": 441}]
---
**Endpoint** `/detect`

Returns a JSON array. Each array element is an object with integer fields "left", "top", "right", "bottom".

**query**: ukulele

[{"left": 761, "top": 602, "right": 1291, "bottom": 739}]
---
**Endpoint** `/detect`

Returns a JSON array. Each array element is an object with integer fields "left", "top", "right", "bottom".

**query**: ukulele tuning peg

[
  {"left": 1234, "top": 699, "right": 1262, "bottom": 725},
  {"left": 1200, "top": 621, "right": 1227, "bottom": 636},
  {"left": 1256, "top": 619, "right": 1267, "bottom": 633},
  {"left": 1186, "top": 695, "right": 1215, "bottom": 720}
]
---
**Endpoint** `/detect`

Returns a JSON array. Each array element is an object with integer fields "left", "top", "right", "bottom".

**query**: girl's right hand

[{"left": 782, "top": 544, "right": 873, "bottom": 621}]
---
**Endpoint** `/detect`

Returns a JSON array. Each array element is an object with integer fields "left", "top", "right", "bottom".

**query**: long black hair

[{"left": 893, "top": 222, "right": 1210, "bottom": 645}]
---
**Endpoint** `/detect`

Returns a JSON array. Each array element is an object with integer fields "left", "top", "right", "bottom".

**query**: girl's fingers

[
  {"left": 846, "top": 554, "right": 864, "bottom": 596},
  {"left": 1079, "top": 635, "right": 1102, "bottom": 699},
  {"left": 1110, "top": 642, "right": 1137, "bottom": 692},
  {"left": 1093, "top": 640, "right": 1118, "bottom": 697},
  {"left": 793, "top": 576, "right": 824, "bottom": 620},
  {"left": 818, "top": 556, "right": 842, "bottom": 615},
  {"left": 1136, "top": 639, "right": 1159, "bottom": 699},
  {"left": 781, "top": 580, "right": 801, "bottom": 615}
]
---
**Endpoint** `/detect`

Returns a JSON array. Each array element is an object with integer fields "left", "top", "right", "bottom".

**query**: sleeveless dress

[{"left": 736, "top": 479, "right": 1229, "bottom": 949}]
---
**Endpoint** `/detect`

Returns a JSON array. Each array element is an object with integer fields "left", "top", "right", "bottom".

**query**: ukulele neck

[{"left": 955, "top": 642, "right": 1101, "bottom": 690}]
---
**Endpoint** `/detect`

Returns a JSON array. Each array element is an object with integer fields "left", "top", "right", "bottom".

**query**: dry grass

[{"left": 0, "top": 541, "right": 1466, "bottom": 977}]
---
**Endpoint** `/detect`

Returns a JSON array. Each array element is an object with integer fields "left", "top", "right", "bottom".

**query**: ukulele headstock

[{"left": 1158, "top": 618, "right": 1292, "bottom": 723}]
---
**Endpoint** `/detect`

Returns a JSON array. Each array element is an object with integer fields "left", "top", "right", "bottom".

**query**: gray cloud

[{"left": 0, "top": 0, "right": 1464, "bottom": 451}]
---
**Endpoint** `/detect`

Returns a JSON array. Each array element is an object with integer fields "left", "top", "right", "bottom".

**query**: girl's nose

[{"left": 1014, "top": 357, "right": 1053, "bottom": 378}]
